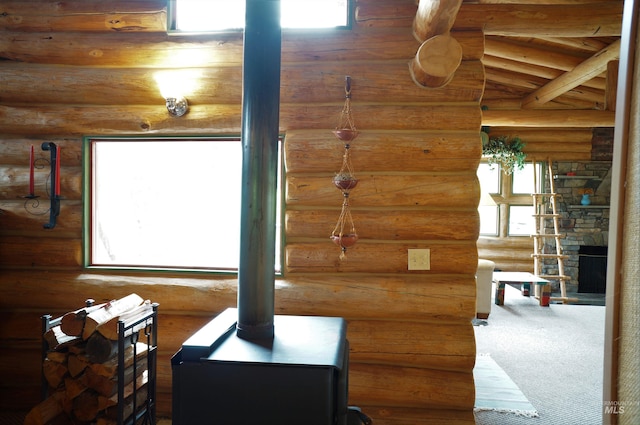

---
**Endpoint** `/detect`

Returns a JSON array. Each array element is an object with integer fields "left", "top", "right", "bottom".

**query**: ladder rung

[
  {"left": 538, "top": 275, "right": 571, "bottom": 280},
  {"left": 531, "top": 234, "right": 565, "bottom": 238},
  {"left": 531, "top": 254, "right": 569, "bottom": 259},
  {"left": 532, "top": 193, "right": 560, "bottom": 197}
]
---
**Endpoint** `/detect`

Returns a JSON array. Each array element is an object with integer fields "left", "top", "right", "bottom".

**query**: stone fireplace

[{"left": 541, "top": 161, "right": 612, "bottom": 293}]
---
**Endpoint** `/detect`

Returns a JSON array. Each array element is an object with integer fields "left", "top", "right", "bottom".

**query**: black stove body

[{"left": 171, "top": 308, "right": 350, "bottom": 425}]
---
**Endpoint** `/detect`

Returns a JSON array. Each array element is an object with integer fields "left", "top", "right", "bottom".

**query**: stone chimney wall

[{"left": 542, "top": 161, "right": 612, "bottom": 291}]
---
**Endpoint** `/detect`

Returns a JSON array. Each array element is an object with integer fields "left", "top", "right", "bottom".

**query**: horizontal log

[
  {"left": 481, "top": 91, "right": 601, "bottom": 110},
  {"left": 284, "top": 130, "right": 481, "bottom": 173},
  {"left": 0, "top": 28, "right": 449, "bottom": 67},
  {"left": 0, "top": 1, "right": 167, "bottom": 32},
  {"left": 524, "top": 143, "right": 592, "bottom": 153},
  {"left": 0, "top": 60, "right": 484, "bottom": 106},
  {"left": 285, "top": 209, "right": 479, "bottom": 241},
  {"left": 0, "top": 138, "right": 82, "bottom": 166},
  {"left": 356, "top": 1, "right": 622, "bottom": 37},
  {"left": 352, "top": 405, "right": 475, "bottom": 425},
  {"left": 482, "top": 109, "right": 615, "bottom": 127},
  {"left": 0, "top": 236, "right": 82, "bottom": 268},
  {"left": 3, "top": 309, "right": 475, "bottom": 371},
  {"left": 527, "top": 151, "right": 592, "bottom": 162},
  {"left": 349, "top": 363, "right": 474, "bottom": 410},
  {"left": 0, "top": 104, "right": 481, "bottom": 135},
  {"left": 286, "top": 173, "right": 480, "bottom": 208},
  {"left": 285, "top": 242, "right": 478, "bottom": 275},
  {"left": 0, "top": 200, "right": 82, "bottom": 236},
  {"left": 348, "top": 320, "right": 475, "bottom": 371},
  {"left": 486, "top": 128, "right": 594, "bottom": 142},
  {"left": 0, "top": 166, "right": 81, "bottom": 200},
  {"left": 0, "top": 270, "right": 476, "bottom": 322},
  {"left": 456, "top": 3, "right": 623, "bottom": 37}
]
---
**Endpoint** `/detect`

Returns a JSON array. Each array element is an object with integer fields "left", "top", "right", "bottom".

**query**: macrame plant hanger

[{"left": 330, "top": 76, "right": 359, "bottom": 260}]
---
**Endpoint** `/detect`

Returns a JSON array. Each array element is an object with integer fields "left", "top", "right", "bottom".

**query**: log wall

[{"left": 0, "top": 0, "right": 608, "bottom": 423}]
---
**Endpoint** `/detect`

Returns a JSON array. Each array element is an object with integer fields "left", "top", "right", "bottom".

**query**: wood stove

[
  {"left": 171, "top": 2, "right": 367, "bottom": 425},
  {"left": 171, "top": 308, "right": 350, "bottom": 425}
]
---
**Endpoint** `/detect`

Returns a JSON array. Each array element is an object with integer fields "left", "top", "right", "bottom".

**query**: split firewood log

[
  {"left": 60, "top": 301, "right": 106, "bottom": 337},
  {"left": 95, "top": 300, "right": 153, "bottom": 341},
  {"left": 96, "top": 382, "right": 149, "bottom": 424},
  {"left": 63, "top": 375, "right": 88, "bottom": 401},
  {"left": 71, "top": 390, "right": 115, "bottom": 422},
  {"left": 67, "top": 352, "right": 90, "bottom": 377},
  {"left": 89, "top": 342, "right": 148, "bottom": 378},
  {"left": 43, "top": 357, "right": 68, "bottom": 390},
  {"left": 85, "top": 331, "right": 133, "bottom": 364},
  {"left": 81, "top": 294, "right": 144, "bottom": 340},
  {"left": 23, "top": 390, "right": 65, "bottom": 425},
  {"left": 84, "top": 357, "right": 148, "bottom": 397},
  {"left": 44, "top": 325, "right": 80, "bottom": 351}
]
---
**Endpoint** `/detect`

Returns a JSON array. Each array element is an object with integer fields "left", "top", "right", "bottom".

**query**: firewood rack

[{"left": 41, "top": 301, "right": 159, "bottom": 425}]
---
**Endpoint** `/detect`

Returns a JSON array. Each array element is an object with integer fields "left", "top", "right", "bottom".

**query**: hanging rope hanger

[{"left": 330, "top": 76, "right": 359, "bottom": 260}]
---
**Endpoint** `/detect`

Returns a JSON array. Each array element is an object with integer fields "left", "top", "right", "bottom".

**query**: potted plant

[{"left": 481, "top": 134, "right": 526, "bottom": 174}]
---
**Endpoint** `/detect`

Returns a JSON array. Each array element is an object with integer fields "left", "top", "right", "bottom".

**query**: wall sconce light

[{"left": 166, "top": 96, "right": 189, "bottom": 117}]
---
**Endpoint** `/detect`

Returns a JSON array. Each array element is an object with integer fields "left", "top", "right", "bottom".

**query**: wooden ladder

[{"left": 531, "top": 160, "right": 574, "bottom": 303}]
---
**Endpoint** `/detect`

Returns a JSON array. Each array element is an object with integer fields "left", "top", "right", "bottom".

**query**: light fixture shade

[{"left": 166, "top": 97, "right": 189, "bottom": 117}]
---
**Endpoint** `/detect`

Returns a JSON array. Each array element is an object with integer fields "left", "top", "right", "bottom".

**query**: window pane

[
  {"left": 89, "top": 138, "right": 282, "bottom": 272},
  {"left": 477, "top": 163, "right": 500, "bottom": 194},
  {"left": 479, "top": 206, "right": 498, "bottom": 236},
  {"left": 512, "top": 163, "right": 538, "bottom": 194},
  {"left": 173, "top": 0, "right": 349, "bottom": 31},
  {"left": 508, "top": 205, "right": 534, "bottom": 236}
]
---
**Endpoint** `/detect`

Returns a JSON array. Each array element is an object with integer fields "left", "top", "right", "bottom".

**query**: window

[
  {"left": 478, "top": 162, "right": 541, "bottom": 237},
  {"left": 169, "top": 0, "right": 351, "bottom": 32},
  {"left": 85, "top": 137, "right": 282, "bottom": 273}
]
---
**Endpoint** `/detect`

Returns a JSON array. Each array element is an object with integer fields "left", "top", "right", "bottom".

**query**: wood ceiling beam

[
  {"left": 485, "top": 68, "right": 605, "bottom": 104},
  {"left": 485, "top": 38, "right": 588, "bottom": 71},
  {"left": 521, "top": 39, "right": 620, "bottom": 108},
  {"left": 455, "top": 3, "right": 623, "bottom": 36},
  {"left": 482, "top": 108, "right": 615, "bottom": 127},
  {"left": 482, "top": 55, "right": 606, "bottom": 90},
  {"left": 357, "top": 2, "right": 623, "bottom": 37}
]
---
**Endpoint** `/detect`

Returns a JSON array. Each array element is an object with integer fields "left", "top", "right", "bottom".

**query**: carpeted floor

[{"left": 474, "top": 283, "right": 606, "bottom": 425}]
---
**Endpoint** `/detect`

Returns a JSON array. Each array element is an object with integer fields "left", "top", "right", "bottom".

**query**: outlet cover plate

[{"left": 408, "top": 248, "right": 430, "bottom": 270}]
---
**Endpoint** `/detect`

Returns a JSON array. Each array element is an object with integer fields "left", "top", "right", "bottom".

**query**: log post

[
  {"left": 409, "top": 33, "right": 463, "bottom": 88},
  {"left": 413, "top": 0, "right": 463, "bottom": 42},
  {"left": 411, "top": 0, "right": 464, "bottom": 88}
]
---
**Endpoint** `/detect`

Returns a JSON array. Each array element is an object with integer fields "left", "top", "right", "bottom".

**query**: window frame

[
  {"left": 82, "top": 135, "right": 284, "bottom": 274},
  {"left": 478, "top": 161, "right": 542, "bottom": 238}
]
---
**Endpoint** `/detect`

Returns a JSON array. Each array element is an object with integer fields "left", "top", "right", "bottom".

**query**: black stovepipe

[{"left": 236, "top": 0, "right": 282, "bottom": 340}]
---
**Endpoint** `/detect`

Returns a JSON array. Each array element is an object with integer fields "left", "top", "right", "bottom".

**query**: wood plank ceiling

[{"left": 358, "top": 0, "right": 624, "bottom": 129}]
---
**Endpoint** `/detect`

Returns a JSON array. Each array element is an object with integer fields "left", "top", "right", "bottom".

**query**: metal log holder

[{"left": 42, "top": 301, "right": 159, "bottom": 425}]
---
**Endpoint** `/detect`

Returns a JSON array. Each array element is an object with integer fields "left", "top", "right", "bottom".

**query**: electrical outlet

[{"left": 408, "top": 249, "right": 430, "bottom": 270}]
